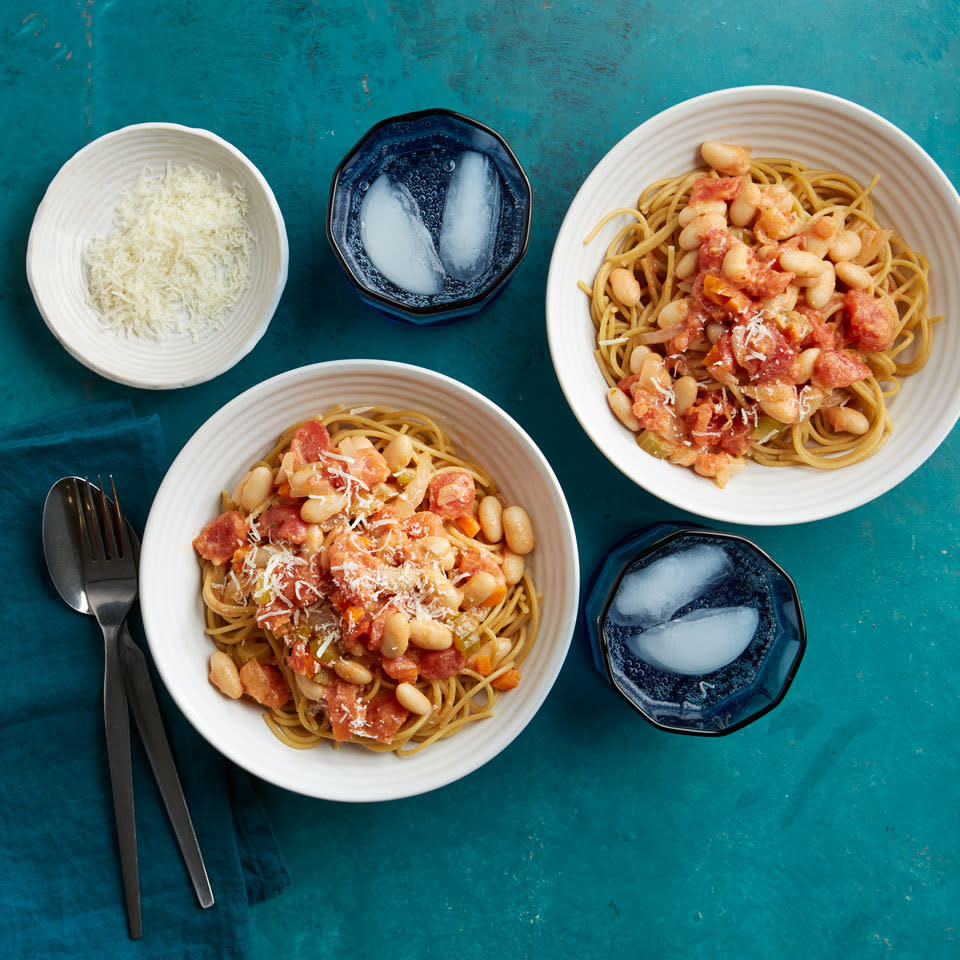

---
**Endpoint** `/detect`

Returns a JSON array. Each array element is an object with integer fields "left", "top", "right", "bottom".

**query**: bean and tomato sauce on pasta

[
  {"left": 192, "top": 406, "right": 538, "bottom": 756},
  {"left": 585, "top": 140, "right": 939, "bottom": 487}
]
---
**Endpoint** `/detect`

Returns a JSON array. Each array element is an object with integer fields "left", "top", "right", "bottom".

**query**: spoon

[{"left": 43, "top": 477, "right": 214, "bottom": 911}]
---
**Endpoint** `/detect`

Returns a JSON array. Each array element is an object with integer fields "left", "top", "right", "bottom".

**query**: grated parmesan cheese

[{"left": 85, "top": 163, "right": 254, "bottom": 340}]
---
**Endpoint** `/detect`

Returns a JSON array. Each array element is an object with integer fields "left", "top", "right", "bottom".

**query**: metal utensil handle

[
  {"left": 119, "top": 625, "right": 215, "bottom": 909},
  {"left": 103, "top": 624, "right": 142, "bottom": 939}
]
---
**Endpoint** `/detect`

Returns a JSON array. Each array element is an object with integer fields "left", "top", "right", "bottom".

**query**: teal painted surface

[{"left": 2, "top": 1, "right": 958, "bottom": 957}]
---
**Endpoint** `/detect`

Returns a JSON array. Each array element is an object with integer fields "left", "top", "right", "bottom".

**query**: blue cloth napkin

[{"left": 0, "top": 401, "right": 289, "bottom": 960}]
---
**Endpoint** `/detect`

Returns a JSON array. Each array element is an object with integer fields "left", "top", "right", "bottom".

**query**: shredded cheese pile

[{"left": 85, "top": 164, "right": 255, "bottom": 340}]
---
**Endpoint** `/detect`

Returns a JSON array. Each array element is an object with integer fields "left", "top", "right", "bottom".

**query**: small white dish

[
  {"left": 140, "top": 360, "right": 580, "bottom": 801},
  {"left": 546, "top": 86, "right": 960, "bottom": 525},
  {"left": 27, "top": 122, "right": 288, "bottom": 390}
]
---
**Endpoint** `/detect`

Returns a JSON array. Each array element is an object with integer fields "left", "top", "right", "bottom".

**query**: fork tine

[
  {"left": 97, "top": 475, "right": 119, "bottom": 559},
  {"left": 108, "top": 476, "right": 134, "bottom": 559},
  {"left": 79, "top": 477, "right": 106, "bottom": 561}
]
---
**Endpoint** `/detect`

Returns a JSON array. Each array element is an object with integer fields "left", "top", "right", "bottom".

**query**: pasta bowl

[
  {"left": 140, "top": 360, "right": 579, "bottom": 801},
  {"left": 27, "top": 122, "right": 288, "bottom": 389},
  {"left": 546, "top": 86, "right": 960, "bottom": 525}
]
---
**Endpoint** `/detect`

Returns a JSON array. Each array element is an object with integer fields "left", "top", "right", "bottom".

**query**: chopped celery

[
  {"left": 751, "top": 416, "right": 786, "bottom": 443},
  {"left": 636, "top": 430, "right": 672, "bottom": 459}
]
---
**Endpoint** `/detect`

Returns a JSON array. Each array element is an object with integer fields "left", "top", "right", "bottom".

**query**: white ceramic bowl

[
  {"left": 140, "top": 360, "right": 579, "bottom": 801},
  {"left": 27, "top": 122, "right": 288, "bottom": 389},
  {"left": 547, "top": 86, "right": 960, "bottom": 525}
]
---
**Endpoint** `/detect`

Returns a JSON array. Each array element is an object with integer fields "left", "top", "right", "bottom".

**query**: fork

[{"left": 75, "top": 476, "right": 141, "bottom": 940}]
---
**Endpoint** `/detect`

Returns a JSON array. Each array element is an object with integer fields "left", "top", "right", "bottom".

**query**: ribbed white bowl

[
  {"left": 140, "top": 361, "right": 579, "bottom": 801},
  {"left": 27, "top": 122, "right": 288, "bottom": 389},
  {"left": 547, "top": 86, "right": 960, "bottom": 525}
]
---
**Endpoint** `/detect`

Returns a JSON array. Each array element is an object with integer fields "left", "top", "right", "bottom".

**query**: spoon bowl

[{"left": 43, "top": 476, "right": 139, "bottom": 614}]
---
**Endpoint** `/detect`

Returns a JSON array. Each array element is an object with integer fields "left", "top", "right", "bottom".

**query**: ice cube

[
  {"left": 610, "top": 543, "right": 733, "bottom": 628},
  {"left": 438, "top": 151, "right": 501, "bottom": 281},
  {"left": 359, "top": 174, "right": 445, "bottom": 295},
  {"left": 626, "top": 606, "right": 759, "bottom": 676}
]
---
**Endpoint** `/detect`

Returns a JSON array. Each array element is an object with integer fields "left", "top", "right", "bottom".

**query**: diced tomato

[
  {"left": 696, "top": 226, "right": 735, "bottom": 275},
  {"left": 364, "top": 692, "right": 409, "bottom": 744},
  {"left": 381, "top": 654, "right": 419, "bottom": 683},
  {"left": 192, "top": 511, "right": 247, "bottom": 566},
  {"left": 737, "top": 256, "right": 794, "bottom": 299},
  {"left": 704, "top": 331, "right": 738, "bottom": 387},
  {"left": 459, "top": 546, "right": 506, "bottom": 594},
  {"left": 289, "top": 419, "right": 333, "bottom": 468},
  {"left": 238, "top": 660, "right": 290, "bottom": 708},
  {"left": 689, "top": 176, "right": 742, "bottom": 204},
  {"left": 845, "top": 290, "right": 896, "bottom": 352},
  {"left": 419, "top": 647, "right": 467, "bottom": 681},
  {"left": 427, "top": 470, "right": 476, "bottom": 520},
  {"left": 286, "top": 641, "right": 320, "bottom": 677},
  {"left": 347, "top": 448, "right": 392, "bottom": 489},
  {"left": 255, "top": 598, "right": 292, "bottom": 634},
  {"left": 730, "top": 317, "right": 796, "bottom": 383},
  {"left": 718, "top": 417, "right": 753, "bottom": 456},
  {"left": 326, "top": 680, "right": 366, "bottom": 741},
  {"left": 632, "top": 394, "right": 676, "bottom": 435},
  {"left": 403, "top": 511, "right": 445, "bottom": 539},
  {"left": 259, "top": 502, "right": 308, "bottom": 544},
  {"left": 617, "top": 372, "right": 639, "bottom": 395},
  {"left": 812, "top": 350, "right": 872, "bottom": 388}
]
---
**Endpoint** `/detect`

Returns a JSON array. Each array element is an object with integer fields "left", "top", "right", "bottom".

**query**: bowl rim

[
  {"left": 325, "top": 107, "right": 533, "bottom": 320},
  {"left": 26, "top": 120, "right": 289, "bottom": 390},
  {"left": 546, "top": 84, "right": 960, "bottom": 525},
  {"left": 140, "top": 358, "right": 580, "bottom": 800},
  {"left": 586, "top": 524, "right": 806, "bottom": 737}
]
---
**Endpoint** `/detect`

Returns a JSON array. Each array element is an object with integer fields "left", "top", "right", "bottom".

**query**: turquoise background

[{"left": 3, "top": 1, "right": 958, "bottom": 957}]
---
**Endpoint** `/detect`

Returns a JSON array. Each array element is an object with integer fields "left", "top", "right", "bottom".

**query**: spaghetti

[
  {"left": 193, "top": 406, "right": 538, "bottom": 756},
  {"left": 584, "top": 140, "right": 939, "bottom": 487}
]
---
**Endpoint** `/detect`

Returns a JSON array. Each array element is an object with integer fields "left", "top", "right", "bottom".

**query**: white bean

[
  {"left": 300, "top": 493, "right": 348, "bottom": 523},
  {"left": 678, "top": 200, "right": 726, "bottom": 227},
  {"left": 700, "top": 140, "right": 751, "bottom": 176},
  {"left": 301, "top": 523, "right": 324, "bottom": 557},
  {"left": 778, "top": 248, "right": 827, "bottom": 278},
  {"left": 721, "top": 241, "right": 750, "bottom": 283},
  {"left": 628, "top": 344, "right": 652, "bottom": 374},
  {"left": 396, "top": 682, "right": 431, "bottom": 716},
  {"left": 673, "top": 376, "right": 698, "bottom": 416},
  {"left": 209, "top": 651, "right": 243, "bottom": 699},
  {"left": 478, "top": 495, "right": 504, "bottom": 543},
  {"left": 805, "top": 262, "right": 836, "bottom": 309},
  {"left": 706, "top": 321, "right": 724, "bottom": 345},
  {"left": 675, "top": 249, "right": 699, "bottom": 280},
  {"left": 835, "top": 260, "right": 873, "bottom": 290},
  {"left": 294, "top": 672, "right": 328, "bottom": 701},
  {"left": 381, "top": 612, "right": 410, "bottom": 659},
  {"left": 657, "top": 297, "right": 690, "bottom": 329},
  {"left": 501, "top": 552, "right": 525, "bottom": 586},
  {"left": 729, "top": 179, "right": 761, "bottom": 227},
  {"left": 232, "top": 465, "right": 273, "bottom": 513},
  {"left": 829, "top": 229, "right": 862, "bottom": 262},
  {"left": 502, "top": 506, "right": 535, "bottom": 555},
  {"left": 383, "top": 434, "right": 414, "bottom": 473},
  {"left": 607, "top": 388, "right": 640, "bottom": 432},
  {"left": 334, "top": 659, "right": 373, "bottom": 685},
  {"left": 461, "top": 571, "right": 497, "bottom": 607},
  {"left": 609, "top": 268, "right": 641, "bottom": 307},
  {"left": 678, "top": 213, "right": 725, "bottom": 250},
  {"left": 409, "top": 618, "right": 454, "bottom": 650},
  {"left": 825, "top": 405, "right": 870, "bottom": 435},
  {"left": 792, "top": 347, "right": 821, "bottom": 383}
]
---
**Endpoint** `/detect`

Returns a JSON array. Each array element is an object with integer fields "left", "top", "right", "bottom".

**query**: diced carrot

[
  {"left": 492, "top": 668, "right": 521, "bottom": 691},
  {"left": 475, "top": 654, "right": 493, "bottom": 676},
  {"left": 455, "top": 514, "right": 481, "bottom": 538},
  {"left": 482, "top": 582, "right": 507, "bottom": 607},
  {"left": 346, "top": 605, "right": 365, "bottom": 625},
  {"left": 276, "top": 482, "right": 291, "bottom": 499}
]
